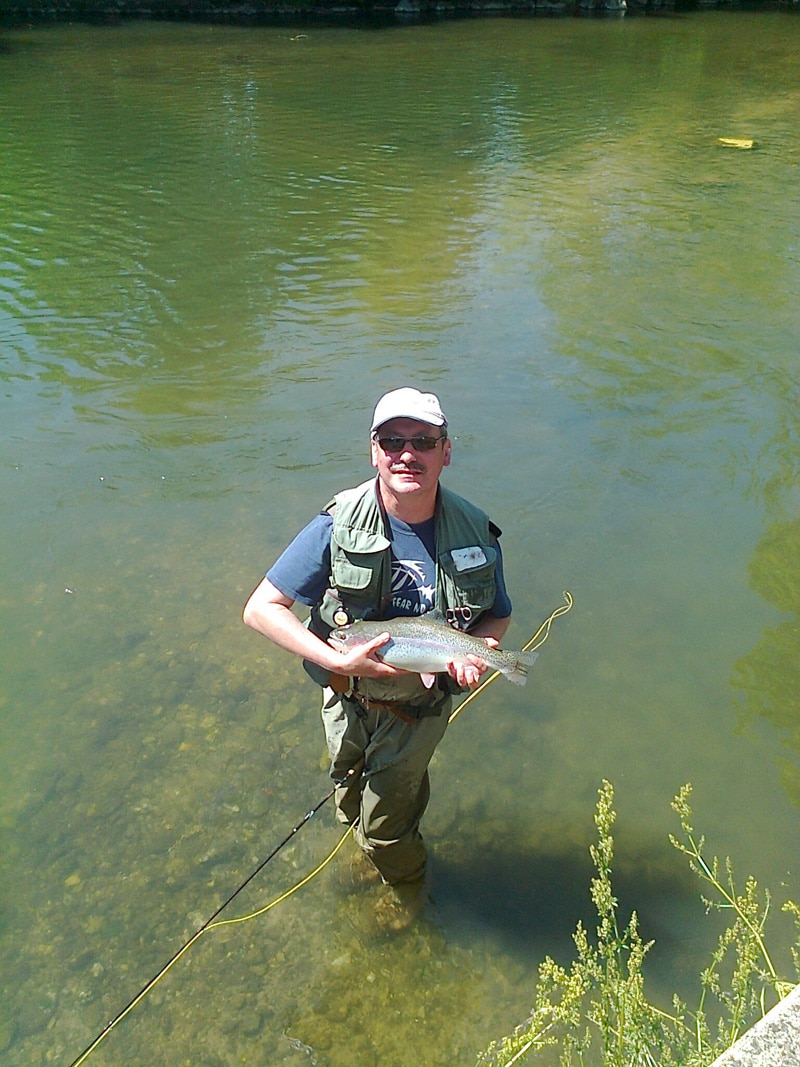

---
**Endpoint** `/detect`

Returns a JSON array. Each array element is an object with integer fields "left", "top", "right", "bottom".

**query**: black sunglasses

[{"left": 374, "top": 434, "right": 446, "bottom": 453}]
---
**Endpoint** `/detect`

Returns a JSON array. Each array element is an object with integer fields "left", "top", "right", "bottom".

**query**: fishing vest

[{"left": 305, "top": 478, "right": 500, "bottom": 702}]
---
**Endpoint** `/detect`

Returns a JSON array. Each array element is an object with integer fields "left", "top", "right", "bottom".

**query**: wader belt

[{"left": 345, "top": 688, "right": 448, "bottom": 725}]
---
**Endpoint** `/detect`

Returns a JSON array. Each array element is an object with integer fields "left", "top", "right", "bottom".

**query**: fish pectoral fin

[{"left": 419, "top": 672, "right": 438, "bottom": 689}]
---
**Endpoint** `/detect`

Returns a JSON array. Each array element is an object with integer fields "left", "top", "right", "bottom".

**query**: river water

[{"left": 1, "top": 11, "right": 799, "bottom": 1065}]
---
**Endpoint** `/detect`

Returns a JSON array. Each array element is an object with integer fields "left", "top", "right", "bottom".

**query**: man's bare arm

[{"left": 242, "top": 577, "right": 402, "bottom": 680}]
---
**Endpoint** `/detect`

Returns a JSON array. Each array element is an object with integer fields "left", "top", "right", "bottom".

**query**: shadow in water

[
  {"left": 431, "top": 828, "right": 704, "bottom": 981},
  {"left": 433, "top": 843, "right": 595, "bottom": 957}
]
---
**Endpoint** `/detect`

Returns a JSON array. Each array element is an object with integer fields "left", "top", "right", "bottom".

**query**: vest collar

[{"left": 331, "top": 478, "right": 392, "bottom": 553}]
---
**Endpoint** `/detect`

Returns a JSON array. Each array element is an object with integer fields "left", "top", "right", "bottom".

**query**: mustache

[{"left": 390, "top": 463, "right": 425, "bottom": 473}]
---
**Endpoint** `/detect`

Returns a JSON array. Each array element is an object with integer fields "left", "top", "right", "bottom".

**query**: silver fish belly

[{"left": 328, "top": 615, "right": 537, "bottom": 686}]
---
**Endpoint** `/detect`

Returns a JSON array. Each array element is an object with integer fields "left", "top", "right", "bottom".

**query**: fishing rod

[
  {"left": 66, "top": 774, "right": 354, "bottom": 1067},
  {"left": 67, "top": 591, "right": 573, "bottom": 1066}
]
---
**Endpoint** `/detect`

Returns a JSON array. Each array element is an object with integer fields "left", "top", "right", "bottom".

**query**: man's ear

[{"left": 443, "top": 439, "right": 452, "bottom": 467}]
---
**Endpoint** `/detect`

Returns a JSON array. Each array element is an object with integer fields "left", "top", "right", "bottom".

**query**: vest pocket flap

[
  {"left": 333, "top": 551, "right": 383, "bottom": 592},
  {"left": 331, "top": 526, "right": 390, "bottom": 554}
]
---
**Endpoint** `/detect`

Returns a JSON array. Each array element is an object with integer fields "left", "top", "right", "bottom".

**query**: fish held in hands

[{"left": 328, "top": 614, "right": 538, "bottom": 687}]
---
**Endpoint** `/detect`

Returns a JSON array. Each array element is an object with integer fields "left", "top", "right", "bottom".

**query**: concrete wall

[{"left": 711, "top": 985, "right": 800, "bottom": 1067}]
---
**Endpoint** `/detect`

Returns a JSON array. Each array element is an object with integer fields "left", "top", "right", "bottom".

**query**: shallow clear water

[{"left": 1, "top": 11, "right": 800, "bottom": 1064}]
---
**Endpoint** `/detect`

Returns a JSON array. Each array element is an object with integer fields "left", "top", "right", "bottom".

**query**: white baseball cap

[{"left": 370, "top": 388, "right": 447, "bottom": 432}]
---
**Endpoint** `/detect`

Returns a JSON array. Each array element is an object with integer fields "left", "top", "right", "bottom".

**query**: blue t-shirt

[{"left": 267, "top": 510, "right": 511, "bottom": 619}]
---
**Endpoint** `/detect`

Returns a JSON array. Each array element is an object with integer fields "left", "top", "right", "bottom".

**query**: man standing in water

[{"left": 243, "top": 387, "right": 512, "bottom": 924}]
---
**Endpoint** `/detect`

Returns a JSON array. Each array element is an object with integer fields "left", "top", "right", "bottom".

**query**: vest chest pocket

[
  {"left": 438, "top": 545, "right": 497, "bottom": 616},
  {"left": 331, "top": 550, "right": 385, "bottom": 604}
]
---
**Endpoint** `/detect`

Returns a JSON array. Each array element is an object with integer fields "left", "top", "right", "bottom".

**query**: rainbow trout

[{"left": 328, "top": 615, "right": 538, "bottom": 687}]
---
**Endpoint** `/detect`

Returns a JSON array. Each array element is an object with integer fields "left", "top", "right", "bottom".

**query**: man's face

[{"left": 370, "top": 417, "right": 451, "bottom": 500}]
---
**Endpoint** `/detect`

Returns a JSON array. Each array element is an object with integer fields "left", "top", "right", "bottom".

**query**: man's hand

[
  {"left": 447, "top": 637, "right": 499, "bottom": 689},
  {"left": 328, "top": 632, "right": 408, "bottom": 680}
]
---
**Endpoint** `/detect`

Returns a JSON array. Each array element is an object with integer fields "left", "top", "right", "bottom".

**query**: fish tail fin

[{"left": 505, "top": 650, "right": 539, "bottom": 686}]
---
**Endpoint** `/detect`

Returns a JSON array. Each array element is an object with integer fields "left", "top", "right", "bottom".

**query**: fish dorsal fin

[{"left": 424, "top": 607, "right": 448, "bottom": 624}]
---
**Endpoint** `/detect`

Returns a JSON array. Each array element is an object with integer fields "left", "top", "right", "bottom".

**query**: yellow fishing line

[
  {"left": 69, "top": 931, "right": 205, "bottom": 1067},
  {"left": 449, "top": 590, "right": 572, "bottom": 724},
  {"left": 209, "top": 824, "right": 354, "bottom": 928}
]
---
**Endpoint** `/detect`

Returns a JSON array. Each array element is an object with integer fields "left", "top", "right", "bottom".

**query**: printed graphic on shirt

[
  {"left": 387, "top": 514, "right": 437, "bottom": 616},
  {"left": 391, "top": 557, "right": 435, "bottom": 616}
]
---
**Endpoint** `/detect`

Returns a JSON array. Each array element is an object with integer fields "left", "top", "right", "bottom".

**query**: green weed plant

[{"left": 477, "top": 781, "right": 800, "bottom": 1067}]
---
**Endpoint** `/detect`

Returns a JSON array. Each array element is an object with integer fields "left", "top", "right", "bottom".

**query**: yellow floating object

[{"left": 718, "top": 137, "right": 755, "bottom": 149}]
